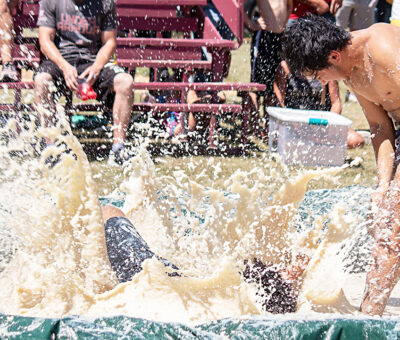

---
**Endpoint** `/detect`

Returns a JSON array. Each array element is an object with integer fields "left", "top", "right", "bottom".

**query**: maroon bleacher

[{"left": 1, "top": 0, "right": 266, "bottom": 153}]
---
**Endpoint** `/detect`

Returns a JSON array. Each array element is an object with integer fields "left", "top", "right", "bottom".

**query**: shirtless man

[
  {"left": 244, "top": 0, "right": 292, "bottom": 134},
  {"left": 281, "top": 14, "right": 400, "bottom": 316}
]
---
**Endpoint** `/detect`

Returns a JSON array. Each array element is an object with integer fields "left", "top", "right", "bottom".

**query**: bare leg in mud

[
  {"left": 101, "top": 204, "right": 125, "bottom": 222},
  {"left": 361, "top": 185, "right": 400, "bottom": 316}
]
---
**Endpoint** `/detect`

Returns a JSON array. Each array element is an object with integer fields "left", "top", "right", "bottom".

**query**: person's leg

[
  {"left": 112, "top": 72, "right": 134, "bottom": 145},
  {"left": 101, "top": 205, "right": 179, "bottom": 282},
  {"left": 0, "top": 0, "right": 19, "bottom": 81},
  {"left": 34, "top": 61, "right": 65, "bottom": 130},
  {"left": 360, "top": 191, "right": 400, "bottom": 315},
  {"left": 34, "top": 73, "right": 56, "bottom": 128},
  {"left": 351, "top": 4, "right": 376, "bottom": 30},
  {"left": 361, "top": 158, "right": 400, "bottom": 316},
  {"left": 92, "top": 63, "right": 133, "bottom": 164},
  {"left": 255, "top": 32, "right": 284, "bottom": 135}
]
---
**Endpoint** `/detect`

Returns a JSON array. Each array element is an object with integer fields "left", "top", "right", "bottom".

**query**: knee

[
  {"left": 34, "top": 73, "right": 53, "bottom": 92},
  {"left": 0, "top": 0, "right": 10, "bottom": 14},
  {"left": 113, "top": 73, "right": 133, "bottom": 95},
  {"left": 101, "top": 205, "right": 126, "bottom": 223}
]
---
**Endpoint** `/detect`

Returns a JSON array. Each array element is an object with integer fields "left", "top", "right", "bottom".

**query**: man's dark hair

[{"left": 281, "top": 14, "right": 351, "bottom": 76}]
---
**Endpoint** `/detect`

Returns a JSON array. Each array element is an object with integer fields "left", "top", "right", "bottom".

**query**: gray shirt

[{"left": 38, "top": 0, "right": 118, "bottom": 63}]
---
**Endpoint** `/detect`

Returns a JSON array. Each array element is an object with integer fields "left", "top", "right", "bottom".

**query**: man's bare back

[
  {"left": 344, "top": 24, "right": 400, "bottom": 122},
  {"left": 281, "top": 16, "right": 400, "bottom": 316}
]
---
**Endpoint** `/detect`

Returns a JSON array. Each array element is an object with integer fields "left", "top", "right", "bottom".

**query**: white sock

[{"left": 112, "top": 143, "right": 124, "bottom": 153}]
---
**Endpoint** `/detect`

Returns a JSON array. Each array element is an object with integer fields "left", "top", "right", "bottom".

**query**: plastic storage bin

[{"left": 267, "top": 107, "right": 352, "bottom": 166}]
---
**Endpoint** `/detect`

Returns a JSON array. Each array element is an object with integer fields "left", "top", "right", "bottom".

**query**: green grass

[{"left": 1, "top": 37, "right": 378, "bottom": 189}]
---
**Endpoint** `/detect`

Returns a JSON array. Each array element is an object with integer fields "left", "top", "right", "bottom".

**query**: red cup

[{"left": 77, "top": 82, "right": 97, "bottom": 101}]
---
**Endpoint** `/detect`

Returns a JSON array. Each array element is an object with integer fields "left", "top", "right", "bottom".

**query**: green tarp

[
  {"left": 0, "top": 187, "right": 390, "bottom": 339},
  {"left": 1, "top": 314, "right": 400, "bottom": 339}
]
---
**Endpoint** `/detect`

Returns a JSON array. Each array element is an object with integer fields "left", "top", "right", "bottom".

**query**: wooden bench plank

[
  {"left": 116, "top": 37, "right": 236, "bottom": 49},
  {"left": 0, "top": 82, "right": 34, "bottom": 90},
  {"left": 118, "top": 17, "right": 199, "bottom": 32},
  {"left": 132, "top": 82, "right": 266, "bottom": 92},
  {"left": 117, "top": 59, "right": 211, "bottom": 69},
  {"left": 116, "top": 6, "right": 178, "bottom": 18},
  {"left": 116, "top": 45, "right": 203, "bottom": 61},
  {"left": 116, "top": 0, "right": 207, "bottom": 5},
  {"left": 132, "top": 103, "right": 242, "bottom": 114},
  {"left": 0, "top": 81, "right": 266, "bottom": 93}
]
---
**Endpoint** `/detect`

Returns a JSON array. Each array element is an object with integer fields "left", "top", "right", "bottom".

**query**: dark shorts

[
  {"left": 35, "top": 59, "right": 126, "bottom": 109},
  {"left": 104, "top": 216, "right": 179, "bottom": 283},
  {"left": 250, "top": 30, "right": 283, "bottom": 97},
  {"left": 243, "top": 258, "right": 297, "bottom": 314},
  {"left": 395, "top": 128, "right": 400, "bottom": 165}
]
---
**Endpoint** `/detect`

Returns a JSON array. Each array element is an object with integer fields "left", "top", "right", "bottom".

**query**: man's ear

[{"left": 329, "top": 51, "right": 341, "bottom": 64}]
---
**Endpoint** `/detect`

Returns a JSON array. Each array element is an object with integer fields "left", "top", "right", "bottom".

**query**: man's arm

[
  {"left": 329, "top": 0, "right": 342, "bottom": 15},
  {"left": 357, "top": 94, "right": 395, "bottom": 194},
  {"left": 79, "top": 29, "right": 117, "bottom": 85},
  {"left": 39, "top": 26, "right": 79, "bottom": 91},
  {"left": 243, "top": 11, "right": 262, "bottom": 32}
]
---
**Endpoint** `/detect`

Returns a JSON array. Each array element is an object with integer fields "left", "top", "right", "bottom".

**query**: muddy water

[{"left": 0, "top": 111, "right": 390, "bottom": 325}]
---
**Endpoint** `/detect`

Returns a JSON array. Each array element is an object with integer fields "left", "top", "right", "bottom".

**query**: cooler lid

[{"left": 266, "top": 107, "right": 353, "bottom": 127}]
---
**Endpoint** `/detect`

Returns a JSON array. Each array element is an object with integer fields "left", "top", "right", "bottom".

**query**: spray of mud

[{"left": 0, "top": 108, "right": 375, "bottom": 324}]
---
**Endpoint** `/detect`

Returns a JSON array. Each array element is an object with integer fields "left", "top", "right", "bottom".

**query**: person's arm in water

[
  {"left": 39, "top": 26, "right": 79, "bottom": 91},
  {"left": 79, "top": 29, "right": 117, "bottom": 86},
  {"left": 357, "top": 94, "right": 400, "bottom": 316},
  {"left": 358, "top": 95, "right": 395, "bottom": 204}
]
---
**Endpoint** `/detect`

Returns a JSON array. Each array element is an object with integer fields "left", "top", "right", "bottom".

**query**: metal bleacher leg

[
  {"left": 238, "top": 91, "right": 249, "bottom": 150},
  {"left": 209, "top": 49, "right": 225, "bottom": 149}
]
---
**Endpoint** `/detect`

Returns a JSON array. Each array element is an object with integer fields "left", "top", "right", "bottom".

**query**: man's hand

[
  {"left": 330, "top": 0, "right": 342, "bottom": 15},
  {"left": 257, "top": 17, "right": 267, "bottom": 30},
  {"left": 61, "top": 63, "right": 79, "bottom": 91},
  {"left": 247, "top": 19, "right": 262, "bottom": 32},
  {"left": 79, "top": 63, "right": 102, "bottom": 86}
]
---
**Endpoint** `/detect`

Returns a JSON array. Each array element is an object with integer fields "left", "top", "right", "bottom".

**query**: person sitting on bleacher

[
  {"left": 0, "top": 0, "right": 19, "bottom": 81},
  {"left": 34, "top": 0, "right": 134, "bottom": 165}
]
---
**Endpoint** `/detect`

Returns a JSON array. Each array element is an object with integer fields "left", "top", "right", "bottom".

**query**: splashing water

[{"left": 0, "top": 107, "right": 390, "bottom": 325}]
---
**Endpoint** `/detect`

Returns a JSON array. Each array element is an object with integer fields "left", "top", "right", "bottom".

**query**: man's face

[
  {"left": 305, "top": 65, "right": 343, "bottom": 85},
  {"left": 304, "top": 51, "right": 345, "bottom": 84}
]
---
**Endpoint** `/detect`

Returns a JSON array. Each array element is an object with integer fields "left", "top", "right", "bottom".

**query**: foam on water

[{"left": 0, "top": 108, "right": 381, "bottom": 324}]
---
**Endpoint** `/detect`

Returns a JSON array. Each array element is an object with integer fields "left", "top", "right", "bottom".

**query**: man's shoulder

[
  {"left": 365, "top": 23, "right": 400, "bottom": 51},
  {"left": 365, "top": 23, "right": 400, "bottom": 37}
]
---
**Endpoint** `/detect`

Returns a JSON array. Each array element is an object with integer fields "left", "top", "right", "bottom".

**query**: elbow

[
  {"left": 110, "top": 40, "right": 117, "bottom": 54},
  {"left": 39, "top": 44, "right": 46, "bottom": 56},
  {"left": 39, "top": 39, "right": 48, "bottom": 56}
]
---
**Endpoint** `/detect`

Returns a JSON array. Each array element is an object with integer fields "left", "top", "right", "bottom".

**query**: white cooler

[{"left": 267, "top": 107, "right": 352, "bottom": 167}]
